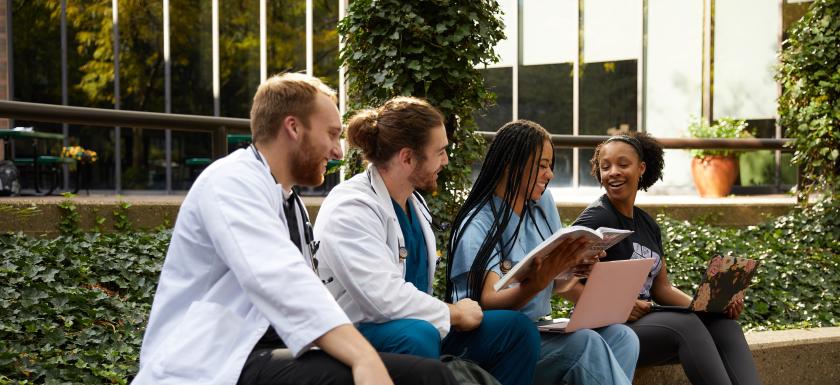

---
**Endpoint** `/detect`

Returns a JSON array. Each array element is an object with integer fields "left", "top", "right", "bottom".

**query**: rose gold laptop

[{"left": 537, "top": 259, "right": 654, "bottom": 333}]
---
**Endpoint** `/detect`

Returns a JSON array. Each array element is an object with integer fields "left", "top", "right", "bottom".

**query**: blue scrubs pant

[
  {"left": 535, "top": 324, "right": 640, "bottom": 385},
  {"left": 358, "top": 310, "right": 540, "bottom": 385}
]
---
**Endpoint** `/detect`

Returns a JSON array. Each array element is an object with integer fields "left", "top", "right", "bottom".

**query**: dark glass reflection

[
  {"left": 221, "top": 0, "right": 260, "bottom": 118},
  {"left": 475, "top": 67, "right": 513, "bottom": 132},
  {"left": 313, "top": 0, "right": 339, "bottom": 89},
  {"left": 171, "top": 0, "right": 213, "bottom": 116},
  {"left": 579, "top": 60, "right": 637, "bottom": 135},
  {"left": 518, "top": 63, "right": 573, "bottom": 135},
  {"left": 579, "top": 148, "right": 598, "bottom": 187},
  {"left": 551, "top": 148, "right": 573, "bottom": 187}
]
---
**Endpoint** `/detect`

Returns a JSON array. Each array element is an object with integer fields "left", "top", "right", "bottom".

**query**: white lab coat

[
  {"left": 132, "top": 148, "right": 350, "bottom": 385},
  {"left": 314, "top": 166, "right": 451, "bottom": 337}
]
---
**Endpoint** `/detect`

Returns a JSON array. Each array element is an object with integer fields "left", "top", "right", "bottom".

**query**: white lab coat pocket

[{"left": 159, "top": 301, "right": 253, "bottom": 382}]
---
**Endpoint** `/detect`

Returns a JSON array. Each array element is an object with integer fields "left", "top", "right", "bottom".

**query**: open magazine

[{"left": 493, "top": 226, "right": 632, "bottom": 291}]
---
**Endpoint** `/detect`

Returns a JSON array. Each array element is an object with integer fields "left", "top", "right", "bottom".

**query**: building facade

[{"left": 2, "top": 0, "right": 808, "bottom": 194}]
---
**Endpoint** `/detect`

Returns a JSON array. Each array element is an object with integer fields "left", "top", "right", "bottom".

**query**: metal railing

[
  {"left": 477, "top": 132, "right": 792, "bottom": 151},
  {"left": 0, "top": 100, "right": 794, "bottom": 193},
  {"left": 0, "top": 100, "right": 250, "bottom": 159}
]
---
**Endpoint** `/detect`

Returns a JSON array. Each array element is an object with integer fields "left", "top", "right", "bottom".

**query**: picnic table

[{"left": 0, "top": 128, "right": 75, "bottom": 195}]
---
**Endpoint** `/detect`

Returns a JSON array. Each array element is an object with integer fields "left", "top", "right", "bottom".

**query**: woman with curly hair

[{"left": 567, "top": 132, "right": 762, "bottom": 385}]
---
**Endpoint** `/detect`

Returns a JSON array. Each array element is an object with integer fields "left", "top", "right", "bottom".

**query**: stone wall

[
  {"left": 634, "top": 327, "right": 840, "bottom": 385},
  {"left": 0, "top": 195, "right": 794, "bottom": 236}
]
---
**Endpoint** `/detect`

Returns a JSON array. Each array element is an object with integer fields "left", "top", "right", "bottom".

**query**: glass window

[
  {"left": 173, "top": 131, "right": 212, "bottom": 190},
  {"left": 171, "top": 0, "right": 213, "bottom": 116},
  {"left": 117, "top": 0, "right": 166, "bottom": 190},
  {"left": 580, "top": 0, "right": 640, "bottom": 187},
  {"left": 522, "top": 0, "right": 576, "bottom": 66},
  {"left": 268, "top": 0, "right": 305, "bottom": 78},
  {"left": 519, "top": 0, "right": 574, "bottom": 136},
  {"left": 492, "top": 0, "right": 518, "bottom": 68},
  {"left": 579, "top": 60, "right": 638, "bottom": 136},
  {"left": 714, "top": 0, "right": 779, "bottom": 119},
  {"left": 646, "top": 0, "right": 703, "bottom": 192},
  {"left": 583, "top": 0, "right": 641, "bottom": 63},
  {"left": 12, "top": 0, "right": 61, "bottom": 105},
  {"left": 313, "top": 0, "right": 339, "bottom": 89},
  {"left": 550, "top": 148, "right": 573, "bottom": 187},
  {"left": 475, "top": 67, "right": 512, "bottom": 132},
  {"left": 171, "top": 0, "right": 214, "bottom": 190},
  {"left": 65, "top": 0, "right": 118, "bottom": 190},
  {"left": 221, "top": 0, "right": 260, "bottom": 118},
  {"left": 518, "top": 63, "right": 573, "bottom": 135}
]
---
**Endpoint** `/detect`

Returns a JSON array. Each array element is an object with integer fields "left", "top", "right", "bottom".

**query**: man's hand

[
  {"left": 314, "top": 325, "right": 393, "bottom": 385},
  {"left": 724, "top": 292, "right": 745, "bottom": 319},
  {"left": 351, "top": 354, "right": 395, "bottom": 385},
  {"left": 628, "top": 300, "right": 651, "bottom": 322},
  {"left": 448, "top": 298, "right": 483, "bottom": 331}
]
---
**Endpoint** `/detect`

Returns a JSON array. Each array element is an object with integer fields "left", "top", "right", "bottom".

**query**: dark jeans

[
  {"left": 238, "top": 348, "right": 458, "bottom": 385},
  {"left": 629, "top": 311, "right": 762, "bottom": 385}
]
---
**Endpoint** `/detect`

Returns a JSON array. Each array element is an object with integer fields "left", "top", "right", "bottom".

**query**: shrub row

[
  {"left": 551, "top": 198, "right": 840, "bottom": 331},
  {"left": 1, "top": 198, "right": 838, "bottom": 383}
]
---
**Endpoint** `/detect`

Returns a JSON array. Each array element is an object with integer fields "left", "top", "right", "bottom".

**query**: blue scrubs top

[
  {"left": 451, "top": 192, "right": 562, "bottom": 320},
  {"left": 392, "top": 199, "right": 429, "bottom": 293}
]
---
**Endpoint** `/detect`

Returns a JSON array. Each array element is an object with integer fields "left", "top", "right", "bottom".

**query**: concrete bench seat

[{"left": 633, "top": 327, "right": 840, "bottom": 385}]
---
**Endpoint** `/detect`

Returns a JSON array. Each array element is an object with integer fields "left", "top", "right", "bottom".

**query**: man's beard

[
  {"left": 290, "top": 132, "right": 325, "bottom": 187},
  {"left": 409, "top": 160, "right": 439, "bottom": 193}
]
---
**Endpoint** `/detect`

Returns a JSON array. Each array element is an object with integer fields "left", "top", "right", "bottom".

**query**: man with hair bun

[
  {"left": 132, "top": 74, "right": 456, "bottom": 385},
  {"left": 314, "top": 96, "right": 540, "bottom": 385}
]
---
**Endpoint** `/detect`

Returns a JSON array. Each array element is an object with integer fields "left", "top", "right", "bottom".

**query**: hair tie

[{"left": 604, "top": 135, "right": 644, "bottom": 159}]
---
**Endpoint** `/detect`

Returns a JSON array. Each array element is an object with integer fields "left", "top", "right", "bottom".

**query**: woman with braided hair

[
  {"left": 446, "top": 120, "right": 640, "bottom": 385},
  {"left": 567, "top": 132, "right": 761, "bottom": 385}
]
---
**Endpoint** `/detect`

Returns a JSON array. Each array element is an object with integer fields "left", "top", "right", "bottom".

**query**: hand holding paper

[{"left": 494, "top": 226, "right": 632, "bottom": 291}]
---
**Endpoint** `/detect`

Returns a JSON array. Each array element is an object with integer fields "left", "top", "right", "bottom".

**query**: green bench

[
  {"left": 13, "top": 156, "right": 76, "bottom": 166},
  {"left": 13, "top": 156, "right": 76, "bottom": 195},
  {"left": 1, "top": 129, "right": 71, "bottom": 195}
]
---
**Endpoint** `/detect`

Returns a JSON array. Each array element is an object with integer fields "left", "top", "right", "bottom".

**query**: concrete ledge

[
  {"left": 633, "top": 327, "right": 840, "bottom": 385},
  {"left": 0, "top": 194, "right": 793, "bottom": 236},
  {"left": 552, "top": 192, "right": 796, "bottom": 227},
  {"left": 0, "top": 196, "right": 325, "bottom": 236}
]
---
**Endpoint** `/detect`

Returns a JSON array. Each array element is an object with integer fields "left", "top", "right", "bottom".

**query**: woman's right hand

[{"left": 627, "top": 300, "right": 651, "bottom": 322}]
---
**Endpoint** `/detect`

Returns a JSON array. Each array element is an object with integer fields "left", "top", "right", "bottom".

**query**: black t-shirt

[{"left": 572, "top": 194, "right": 664, "bottom": 300}]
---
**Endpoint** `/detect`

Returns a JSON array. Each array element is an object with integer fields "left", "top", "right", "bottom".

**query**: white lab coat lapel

[
  {"left": 366, "top": 166, "right": 406, "bottom": 270},
  {"left": 367, "top": 166, "right": 439, "bottom": 295}
]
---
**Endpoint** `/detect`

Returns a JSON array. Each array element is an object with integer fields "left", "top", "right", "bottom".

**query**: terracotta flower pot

[{"left": 691, "top": 156, "right": 739, "bottom": 198}]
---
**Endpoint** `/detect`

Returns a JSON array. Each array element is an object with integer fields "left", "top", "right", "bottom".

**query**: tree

[
  {"left": 777, "top": 0, "right": 840, "bottom": 202},
  {"left": 339, "top": 0, "right": 506, "bottom": 295}
]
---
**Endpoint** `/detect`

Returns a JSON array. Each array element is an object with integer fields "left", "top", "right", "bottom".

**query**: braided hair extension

[
  {"left": 589, "top": 131, "right": 665, "bottom": 191},
  {"left": 445, "top": 120, "right": 551, "bottom": 302}
]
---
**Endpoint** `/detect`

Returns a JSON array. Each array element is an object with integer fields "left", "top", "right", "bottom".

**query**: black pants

[
  {"left": 629, "top": 311, "right": 762, "bottom": 385},
  {"left": 238, "top": 347, "right": 458, "bottom": 385}
]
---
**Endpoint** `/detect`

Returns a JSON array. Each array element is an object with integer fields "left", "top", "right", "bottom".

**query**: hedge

[
  {"left": 552, "top": 197, "right": 840, "bottom": 330},
  {"left": 2, "top": 198, "right": 839, "bottom": 383}
]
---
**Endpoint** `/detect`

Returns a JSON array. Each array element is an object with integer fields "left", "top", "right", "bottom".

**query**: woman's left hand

[
  {"left": 571, "top": 250, "right": 606, "bottom": 278},
  {"left": 724, "top": 292, "right": 745, "bottom": 319}
]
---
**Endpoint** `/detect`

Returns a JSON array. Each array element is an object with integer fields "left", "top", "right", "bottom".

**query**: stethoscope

[
  {"left": 491, "top": 194, "right": 555, "bottom": 273},
  {"left": 251, "top": 144, "right": 333, "bottom": 284},
  {"left": 366, "top": 169, "right": 438, "bottom": 262}
]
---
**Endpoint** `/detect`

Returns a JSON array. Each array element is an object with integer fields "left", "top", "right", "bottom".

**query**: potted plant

[
  {"left": 687, "top": 117, "right": 750, "bottom": 197},
  {"left": 62, "top": 146, "right": 98, "bottom": 194}
]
